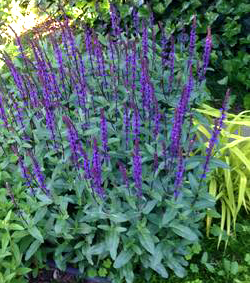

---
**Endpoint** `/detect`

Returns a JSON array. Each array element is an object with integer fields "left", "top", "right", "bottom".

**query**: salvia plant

[{"left": 0, "top": 6, "right": 230, "bottom": 283}]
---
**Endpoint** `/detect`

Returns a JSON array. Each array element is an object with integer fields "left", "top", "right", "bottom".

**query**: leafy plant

[
  {"left": 0, "top": 6, "right": 228, "bottom": 283},
  {"left": 194, "top": 104, "right": 250, "bottom": 247}
]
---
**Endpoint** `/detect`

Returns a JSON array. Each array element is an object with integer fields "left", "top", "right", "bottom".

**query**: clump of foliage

[
  {"left": 0, "top": 6, "right": 229, "bottom": 283},
  {"left": 194, "top": 104, "right": 250, "bottom": 247}
]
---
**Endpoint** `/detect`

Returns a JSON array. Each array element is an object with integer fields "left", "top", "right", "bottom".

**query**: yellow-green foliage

[{"left": 194, "top": 104, "right": 250, "bottom": 247}]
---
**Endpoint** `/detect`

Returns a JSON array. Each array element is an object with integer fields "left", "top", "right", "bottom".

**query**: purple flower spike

[
  {"left": 124, "top": 104, "right": 130, "bottom": 150},
  {"left": 142, "top": 19, "right": 148, "bottom": 58},
  {"left": 0, "top": 93, "right": 8, "bottom": 128},
  {"left": 91, "top": 138, "right": 104, "bottom": 198},
  {"left": 153, "top": 152, "right": 159, "bottom": 172},
  {"left": 188, "top": 15, "right": 197, "bottom": 69},
  {"left": 118, "top": 161, "right": 129, "bottom": 189},
  {"left": 201, "top": 89, "right": 230, "bottom": 178},
  {"left": 174, "top": 150, "right": 184, "bottom": 189},
  {"left": 110, "top": 4, "right": 121, "bottom": 37},
  {"left": 100, "top": 108, "right": 108, "bottom": 155},
  {"left": 28, "top": 151, "right": 49, "bottom": 196},
  {"left": 168, "top": 36, "right": 175, "bottom": 93},
  {"left": 132, "top": 107, "right": 140, "bottom": 141},
  {"left": 62, "top": 115, "right": 80, "bottom": 169},
  {"left": 132, "top": 8, "right": 139, "bottom": 36},
  {"left": 131, "top": 41, "right": 137, "bottom": 92},
  {"left": 133, "top": 139, "right": 142, "bottom": 197},
  {"left": 161, "top": 28, "right": 169, "bottom": 69},
  {"left": 199, "top": 27, "right": 212, "bottom": 82}
]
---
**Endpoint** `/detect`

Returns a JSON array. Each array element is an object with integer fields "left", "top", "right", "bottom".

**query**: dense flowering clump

[{"left": 0, "top": 5, "right": 229, "bottom": 281}]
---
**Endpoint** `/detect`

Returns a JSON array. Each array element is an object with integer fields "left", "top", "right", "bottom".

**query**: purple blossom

[
  {"left": 118, "top": 161, "right": 129, "bottom": 189},
  {"left": 124, "top": 104, "right": 130, "bottom": 150},
  {"left": 142, "top": 19, "right": 148, "bottom": 58},
  {"left": 51, "top": 35, "right": 66, "bottom": 95},
  {"left": 168, "top": 36, "right": 175, "bottom": 93},
  {"left": 153, "top": 152, "right": 159, "bottom": 172},
  {"left": 0, "top": 93, "right": 8, "bottom": 127},
  {"left": 161, "top": 140, "right": 167, "bottom": 170},
  {"left": 133, "top": 139, "right": 142, "bottom": 196},
  {"left": 110, "top": 4, "right": 121, "bottom": 37},
  {"left": 132, "top": 107, "right": 140, "bottom": 141},
  {"left": 62, "top": 115, "right": 80, "bottom": 169},
  {"left": 131, "top": 41, "right": 137, "bottom": 92},
  {"left": 161, "top": 28, "right": 169, "bottom": 69},
  {"left": 28, "top": 151, "right": 49, "bottom": 196},
  {"left": 100, "top": 108, "right": 108, "bottom": 155},
  {"left": 132, "top": 8, "right": 139, "bottom": 36},
  {"left": 150, "top": 13, "right": 156, "bottom": 64},
  {"left": 174, "top": 150, "right": 184, "bottom": 189},
  {"left": 124, "top": 42, "right": 131, "bottom": 90},
  {"left": 201, "top": 89, "right": 230, "bottom": 178},
  {"left": 188, "top": 15, "right": 197, "bottom": 69},
  {"left": 170, "top": 70, "right": 194, "bottom": 155},
  {"left": 153, "top": 99, "right": 161, "bottom": 139},
  {"left": 91, "top": 138, "right": 104, "bottom": 197},
  {"left": 77, "top": 143, "right": 91, "bottom": 179},
  {"left": 199, "top": 27, "right": 212, "bottom": 82}
]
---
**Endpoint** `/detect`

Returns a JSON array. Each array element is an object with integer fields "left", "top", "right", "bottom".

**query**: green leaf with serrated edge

[
  {"left": 169, "top": 223, "right": 198, "bottom": 241},
  {"left": 25, "top": 240, "right": 41, "bottom": 261},
  {"left": 28, "top": 226, "right": 44, "bottom": 243},
  {"left": 114, "top": 250, "right": 134, "bottom": 269}
]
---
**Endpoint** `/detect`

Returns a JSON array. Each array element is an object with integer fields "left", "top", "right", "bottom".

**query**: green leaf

[
  {"left": 25, "top": 240, "right": 41, "bottom": 261},
  {"left": 83, "top": 128, "right": 99, "bottom": 136},
  {"left": 217, "top": 76, "right": 228, "bottom": 85},
  {"left": 16, "top": 267, "right": 32, "bottom": 276},
  {"left": 28, "top": 226, "right": 44, "bottom": 243},
  {"left": 162, "top": 207, "right": 177, "bottom": 226},
  {"left": 106, "top": 229, "right": 119, "bottom": 260},
  {"left": 33, "top": 207, "right": 47, "bottom": 224},
  {"left": 114, "top": 250, "right": 134, "bottom": 269},
  {"left": 169, "top": 223, "right": 198, "bottom": 241},
  {"left": 9, "top": 223, "right": 24, "bottom": 230},
  {"left": 142, "top": 200, "right": 158, "bottom": 214},
  {"left": 1, "top": 232, "right": 10, "bottom": 253},
  {"left": 138, "top": 229, "right": 155, "bottom": 254}
]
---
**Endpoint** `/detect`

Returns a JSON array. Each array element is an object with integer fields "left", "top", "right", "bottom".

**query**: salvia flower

[
  {"left": 118, "top": 161, "right": 129, "bottom": 189},
  {"left": 199, "top": 27, "right": 212, "bottom": 82},
  {"left": 142, "top": 19, "right": 148, "bottom": 58},
  {"left": 188, "top": 15, "right": 196, "bottom": 69},
  {"left": 62, "top": 115, "right": 80, "bottom": 169},
  {"left": 132, "top": 8, "right": 140, "bottom": 36},
  {"left": 100, "top": 108, "right": 108, "bottom": 155},
  {"left": 161, "top": 28, "right": 169, "bottom": 69},
  {"left": 153, "top": 152, "right": 159, "bottom": 172},
  {"left": 0, "top": 93, "right": 8, "bottom": 128},
  {"left": 28, "top": 151, "right": 49, "bottom": 196},
  {"left": 167, "top": 36, "right": 175, "bottom": 93},
  {"left": 133, "top": 139, "right": 142, "bottom": 197},
  {"left": 110, "top": 4, "right": 121, "bottom": 37},
  {"left": 91, "top": 138, "right": 104, "bottom": 197},
  {"left": 131, "top": 41, "right": 137, "bottom": 92},
  {"left": 132, "top": 107, "right": 140, "bottom": 141},
  {"left": 123, "top": 104, "right": 130, "bottom": 150},
  {"left": 174, "top": 149, "right": 184, "bottom": 189},
  {"left": 201, "top": 89, "right": 230, "bottom": 178}
]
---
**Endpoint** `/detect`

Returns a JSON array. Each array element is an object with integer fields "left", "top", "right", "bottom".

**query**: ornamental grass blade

[
  {"left": 235, "top": 169, "right": 247, "bottom": 214},
  {"left": 218, "top": 199, "right": 226, "bottom": 249},
  {"left": 231, "top": 147, "right": 250, "bottom": 172},
  {"left": 206, "top": 177, "right": 217, "bottom": 237}
]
